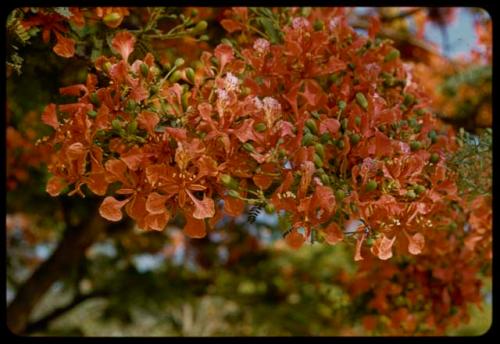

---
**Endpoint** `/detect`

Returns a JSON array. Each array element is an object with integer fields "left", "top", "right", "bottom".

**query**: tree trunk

[{"left": 6, "top": 208, "right": 108, "bottom": 335}]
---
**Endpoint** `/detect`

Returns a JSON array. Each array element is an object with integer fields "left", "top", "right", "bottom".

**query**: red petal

[
  {"left": 53, "top": 33, "right": 75, "bottom": 58},
  {"left": 184, "top": 214, "right": 206, "bottom": 238},
  {"left": 46, "top": 176, "right": 66, "bottom": 196},
  {"left": 407, "top": 232, "right": 425, "bottom": 255},
  {"left": 187, "top": 191, "right": 215, "bottom": 219},
  {"left": 145, "top": 211, "right": 170, "bottom": 231},
  {"left": 220, "top": 19, "right": 243, "bottom": 33},
  {"left": 285, "top": 229, "right": 305, "bottom": 249},
  {"left": 111, "top": 31, "right": 136, "bottom": 62},
  {"left": 146, "top": 192, "right": 168, "bottom": 215},
  {"left": 41, "top": 104, "right": 59, "bottom": 129},
  {"left": 99, "top": 196, "right": 129, "bottom": 221},
  {"left": 323, "top": 222, "right": 344, "bottom": 245},
  {"left": 214, "top": 43, "right": 234, "bottom": 70},
  {"left": 137, "top": 111, "right": 159, "bottom": 135}
]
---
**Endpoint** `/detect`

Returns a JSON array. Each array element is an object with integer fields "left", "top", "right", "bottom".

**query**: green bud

[
  {"left": 193, "top": 20, "right": 207, "bottom": 33},
  {"left": 265, "top": 203, "right": 275, "bottom": 214},
  {"left": 140, "top": 63, "right": 149, "bottom": 77},
  {"left": 338, "top": 100, "right": 347, "bottom": 111},
  {"left": 182, "top": 91, "right": 191, "bottom": 110},
  {"left": 320, "top": 133, "right": 331, "bottom": 144},
  {"left": 191, "top": 9, "right": 199, "bottom": 17},
  {"left": 228, "top": 189, "right": 240, "bottom": 198},
  {"left": 313, "top": 19, "right": 324, "bottom": 31},
  {"left": 384, "top": 49, "right": 400, "bottom": 62},
  {"left": 87, "top": 110, "right": 97, "bottom": 117},
  {"left": 302, "top": 133, "right": 315, "bottom": 146},
  {"left": 175, "top": 58, "right": 185, "bottom": 67},
  {"left": 305, "top": 118, "right": 318, "bottom": 135},
  {"left": 320, "top": 173, "right": 330, "bottom": 185},
  {"left": 90, "top": 93, "right": 100, "bottom": 106},
  {"left": 311, "top": 111, "right": 321, "bottom": 120},
  {"left": 404, "top": 93, "right": 415, "bottom": 106},
  {"left": 414, "top": 184, "right": 426, "bottom": 194},
  {"left": 185, "top": 67, "right": 195, "bottom": 83},
  {"left": 127, "top": 120, "right": 138, "bottom": 134},
  {"left": 408, "top": 117, "right": 418, "bottom": 127},
  {"left": 169, "top": 70, "right": 182, "bottom": 83},
  {"left": 415, "top": 108, "right": 426, "bottom": 116},
  {"left": 410, "top": 141, "right": 421, "bottom": 151},
  {"left": 313, "top": 153, "right": 324, "bottom": 168},
  {"left": 111, "top": 119, "right": 121, "bottom": 130},
  {"left": 350, "top": 133, "right": 361, "bottom": 145},
  {"left": 314, "top": 143, "right": 325, "bottom": 158},
  {"left": 341, "top": 118, "right": 348, "bottom": 130},
  {"left": 199, "top": 34, "right": 209, "bottom": 41},
  {"left": 429, "top": 153, "right": 440, "bottom": 163},
  {"left": 355, "top": 92, "right": 368, "bottom": 111},
  {"left": 243, "top": 142, "right": 255, "bottom": 152},
  {"left": 406, "top": 190, "right": 417, "bottom": 199},
  {"left": 335, "top": 189, "right": 346, "bottom": 201},
  {"left": 103, "top": 12, "right": 121, "bottom": 25},
  {"left": 103, "top": 61, "right": 112, "bottom": 73},
  {"left": 365, "top": 180, "right": 378, "bottom": 192},
  {"left": 336, "top": 139, "right": 345, "bottom": 149},
  {"left": 254, "top": 122, "right": 267, "bottom": 132},
  {"left": 355, "top": 116, "right": 361, "bottom": 126},
  {"left": 220, "top": 174, "right": 239, "bottom": 189}
]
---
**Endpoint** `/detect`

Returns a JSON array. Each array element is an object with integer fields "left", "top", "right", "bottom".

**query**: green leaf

[{"left": 258, "top": 17, "right": 280, "bottom": 44}]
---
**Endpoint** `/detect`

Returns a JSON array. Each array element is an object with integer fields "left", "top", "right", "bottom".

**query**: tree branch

[{"left": 6, "top": 200, "right": 108, "bottom": 335}]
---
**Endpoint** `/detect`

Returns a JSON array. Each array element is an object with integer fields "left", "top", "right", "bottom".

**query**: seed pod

[
  {"left": 228, "top": 190, "right": 240, "bottom": 198},
  {"left": 354, "top": 116, "right": 361, "bottom": 126},
  {"left": 314, "top": 143, "right": 325, "bottom": 158},
  {"left": 350, "top": 133, "right": 361, "bottom": 145},
  {"left": 169, "top": 70, "right": 182, "bottom": 82},
  {"left": 243, "top": 142, "right": 255, "bottom": 152},
  {"left": 140, "top": 63, "right": 149, "bottom": 77},
  {"left": 335, "top": 189, "right": 345, "bottom": 201},
  {"left": 220, "top": 174, "right": 239, "bottom": 190},
  {"left": 410, "top": 141, "right": 421, "bottom": 151},
  {"left": 355, "top": 92, "right": 368, "bottom": 110},
  {"left": 254, "top": 122, "right": 267, "bottom": 132},
  {"left": 185, "top": 67, "right": 195, "bottom": 83},
  {"left": 265, "top": 203, "right": 275, "bottom": 214},
  {"left": 305, "top": 118, "right": 318, "bottom": 135},
  {"left": 302, "top": 133, "right": 315, "bottom": 146},
  {"left": 429, "top": 153, "right": 440, "bottom": 163},
  {"left": 384, "top": 49, "right": 400, "bottom": 62},
  {"left": 365, "top": 180, "right": 378, "bottom": 192},
  {"left": 313, "top": 153, "right": 323, "bottom": 168}
]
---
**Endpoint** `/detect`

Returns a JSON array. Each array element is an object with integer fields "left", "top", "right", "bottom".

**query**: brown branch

[{"left": 6, "top": 201, "right": 108, "bottom": 335}]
